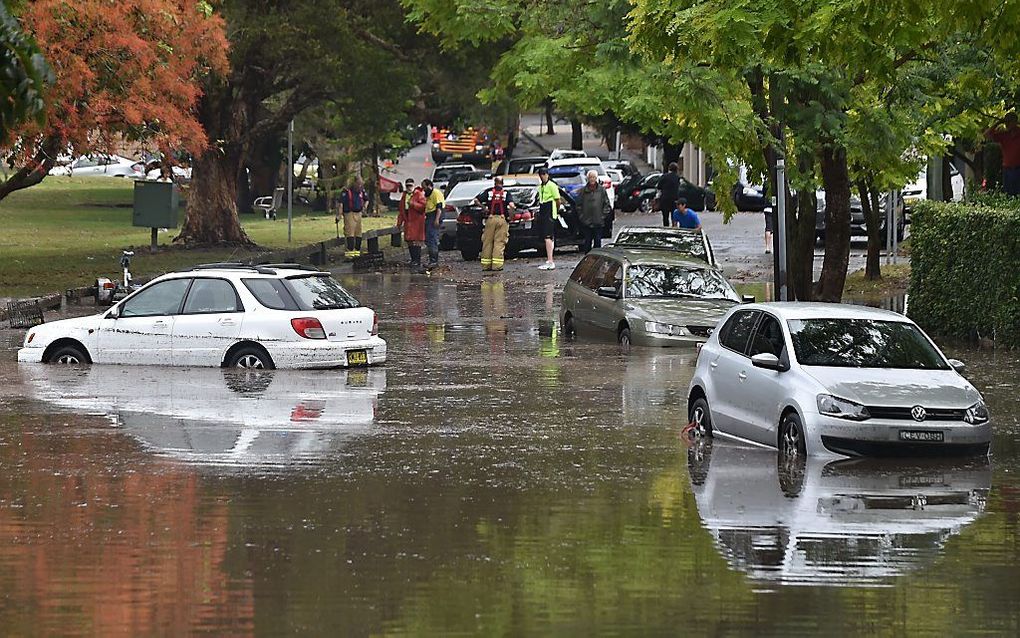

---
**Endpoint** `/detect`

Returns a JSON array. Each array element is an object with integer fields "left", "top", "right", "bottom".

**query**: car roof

[
  {"left": 502, "top": 174, "right": 541, "bottom": 183},
  {"left": 740, "top": 302, "right": 911, "bottom": 322},
  {"left": 616, "top": 225, "right": 703, "bottom": 237},
  {"left": 157, "top": 264, "right": 326, "bottom": 280},
  {"left": 433, "top": 163, "right": 475, "bottom": 171},
  {"left": 547, "top": 157, "right": 602, "bottom": 166},
  {"left": 590, "top": 246, "right": 714, "bottom": 268}
]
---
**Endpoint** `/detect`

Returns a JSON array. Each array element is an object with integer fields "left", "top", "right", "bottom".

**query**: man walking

[
  {"left": 338, "top": 176, "right": 368, "bottom": 258},
  {"left": 536, "top": 167, "right": 562, "bottom": 270},
  {"left": 657, "top": 162, "right": 681, "bottom": 227},
  {"left": 987, "top": 112, "right": 1020, "bottom": 196},
  {"left": 397, "top": 178, "right": 427, "bottom": 272},
  {"left": 473, "top": 176, "right": 515, "bottom": 271},
  {"left": 421, "top": 178, "right": 445, "bottom": 269},
  {"left": 577, "top": 169, "right": 611, "bottom": 253}
]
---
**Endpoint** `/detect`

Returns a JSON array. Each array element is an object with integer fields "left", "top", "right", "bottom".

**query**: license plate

[
  {"left": 524, "top": 221, "right": 532, "bottom": 229},
  {"left": 452, "top": 153, "right": 462, "bottom": 159},
  {"left": 899, "top": 430, "right": 944, "bottom": 442},
  {"left": 346, "top": 350, "right": 369, "bottom": 366},
  {"left": 899, "top": 474, "right": 945, "bottom": 487}
]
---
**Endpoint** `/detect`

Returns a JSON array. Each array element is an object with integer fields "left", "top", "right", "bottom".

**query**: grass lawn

[
  {"left": 843, "top": 262, "right": 911, "bottom": 297},
  {"left": 0, "top": 177, "right": 397, "bottom": 298}
]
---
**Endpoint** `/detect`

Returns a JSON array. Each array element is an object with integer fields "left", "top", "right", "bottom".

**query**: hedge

[{"left": 907, "top": 199, "right": 1020, "bottom": 347}]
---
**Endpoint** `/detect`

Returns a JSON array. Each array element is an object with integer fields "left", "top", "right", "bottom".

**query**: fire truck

[{"left": 430, "top": 127, "right": 493, "bottom": 165}]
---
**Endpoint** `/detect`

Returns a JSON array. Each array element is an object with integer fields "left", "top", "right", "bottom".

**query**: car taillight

[
  {"left": 457, "top": 212, "right": 475, "bottom": 225},
  {"left": 632, "top": 189, "right": 641, "bottom": 196},
  {"left": 602, "top": 178, "right": 612, "bottom": 188},
  {"left": 444, "top": 204, "right": 457, "bottom": 213},
  {"left": 26, "top": 332, "right": 35, "bottom": 344},
  {"left": 371, "top": 313, "right": 378, "bottom": 335},
  {"left": 291, "top": 317, "right": 326, "bottom": 339},
  {"left": 102, "top": 281, "right": 115, "bottom": 289}
]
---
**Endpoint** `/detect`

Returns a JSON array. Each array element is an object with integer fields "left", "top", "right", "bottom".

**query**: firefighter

[
  {"left": 473, "top": 176, "right": 515, "bottom": 271},
  {"left": 338, "top": 176, "right": 367, "bottom": 259},
  {"left": 396, "top": 178, "right": 427, "bottom": 272}
]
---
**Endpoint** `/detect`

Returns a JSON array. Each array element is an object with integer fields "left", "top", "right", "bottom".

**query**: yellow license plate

[
  {"left": 346, "top": 350, "right": 369, "bottom": 366},
  {"left": 452, "top": 153, "right": 462, "bottom": 159}
]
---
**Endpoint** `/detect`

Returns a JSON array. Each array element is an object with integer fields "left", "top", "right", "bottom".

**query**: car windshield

[
  {"left": 549, "top": 171, "right": 584, "bottom": 186},
  {"left": 285, "top": 274, "right": 360, "bottom": 310},
  {"left": 614, "top": 231, "right": 709, "bottom": 262},
  {"left": 433, "top": 166, "right": 472, "bottom": 181},
  {"left": 787, "top": 319, "right": 950, "bottom": 369},
  {"left": 508, "top": 159, "right": 543, "bottom": 173},
  {"left": 625, "top": 265, "right": 738, "bottom": 300}
]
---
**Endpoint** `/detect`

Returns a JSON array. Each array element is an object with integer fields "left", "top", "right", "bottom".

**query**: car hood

[
  {"left": 30, "top": 314, "right": 104, "bottom": 341},
  {"left": 625, "top": 297, "right": 735, "bottom": 326},
  {"left": 801, "top": 367, "right": 981, "bottom": 408}
]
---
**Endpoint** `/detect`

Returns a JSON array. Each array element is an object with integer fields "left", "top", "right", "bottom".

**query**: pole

[
  {"left": 891, "top": 189, "right": 899, "bottom": 265},
  {"left": 615, "top": 130, "right": 622, "bottom": 160},
  {"left": 287, "top": 119, "right": 294, "bottom": 243},
  {"left": 885, "top": 190, "right": 893, "bottom": 266},
  {"left": 776, "top": 159, "right": 788, "bottom": 301}
]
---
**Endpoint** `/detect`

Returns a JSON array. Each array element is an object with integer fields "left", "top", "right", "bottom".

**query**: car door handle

[
  {"left": 738, "top": 371, "right": 747, "bottom": 380},
  {"left": 153, "top": 320, "right": 166, "bottom": 326},
  {"left": 709, "top": 361, "right": 718, "bottom": 369},
  {"left": 218, "top": 318, "right": 235, "bottom": 326}
]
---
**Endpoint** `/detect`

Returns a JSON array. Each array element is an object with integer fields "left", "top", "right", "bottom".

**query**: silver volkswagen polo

[
  {"left": 560, "top": 247, "right": 745, "bottom": 346},
  {"left": 687, "top": 303, "right": 992, "bottom": 458}
]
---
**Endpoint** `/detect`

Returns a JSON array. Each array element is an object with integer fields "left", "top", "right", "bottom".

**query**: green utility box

[{"left": 133, "top": 180, "right": 180, "bottom": 229}]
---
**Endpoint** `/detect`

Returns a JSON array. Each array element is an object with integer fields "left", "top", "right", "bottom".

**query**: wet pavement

[{"left": 1, "top": 275, "right": 1019, "bottom": 634}]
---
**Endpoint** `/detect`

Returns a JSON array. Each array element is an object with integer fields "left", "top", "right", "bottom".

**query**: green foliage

[
  {"left": 0, "top": 2, "right": 52, "bottom": 141},
  {"left": 907, "top": 199, "right": 1020, "bottom": 346}
]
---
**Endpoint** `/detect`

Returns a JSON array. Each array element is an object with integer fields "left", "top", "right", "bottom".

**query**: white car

[
  {"left": 606, "top": 168, "right": 625, "bottom": 188},
  {"left": 549, "top": 148, "right": 588, "bottom": 161},
  {"left": 545, "top": 157, "right": 616, "bottom": 207},
  {"left": 687, "top": 303, "right": 991, "bottom": 458},
  {"left": 902, "top": 165, "right": 965, "bottom": 207},
  {"left": 18, "top": 264, "right": 387, "bottom": 369},
  {"left": 48, "top": 154, "right": 142, "bottom": 178}
]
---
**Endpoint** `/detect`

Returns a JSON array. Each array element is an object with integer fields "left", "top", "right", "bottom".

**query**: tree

[
  {"left": 0, "top": 0, "right": 228, "bottom": 200},
  {"left": 0, "top": 2, "right": 51, "bottom": 143}
]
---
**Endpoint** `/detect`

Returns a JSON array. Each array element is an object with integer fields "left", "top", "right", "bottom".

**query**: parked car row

[{"left": 49, "top": 153, "right": 192, "bottom": 182}]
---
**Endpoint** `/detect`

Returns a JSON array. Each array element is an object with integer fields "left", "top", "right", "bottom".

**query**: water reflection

[
  {"left": 688, "top": 440, "right": 990, "bottom": 586},
  {"left": 21, "top": 365, "right": 385, "bottom": 469}
]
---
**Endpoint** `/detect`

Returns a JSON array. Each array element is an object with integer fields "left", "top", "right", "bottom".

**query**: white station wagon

[{"left": 18, "top": 264, "right": 387, "bottom": 369}]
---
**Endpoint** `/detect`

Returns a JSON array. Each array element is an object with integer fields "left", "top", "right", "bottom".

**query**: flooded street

[{"left": 1, "top": 274, "right": 1019, "bottom": 634}]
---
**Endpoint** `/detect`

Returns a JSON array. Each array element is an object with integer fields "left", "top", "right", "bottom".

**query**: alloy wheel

[
  {"left": 235, "top": 354, "right": 265, "bottom": 369},
  {"left": 55, "top": 354, "right": 81, "bottom": 365}
]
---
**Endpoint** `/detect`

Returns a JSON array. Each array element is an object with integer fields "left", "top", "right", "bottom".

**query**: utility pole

[
  {"left": 776, "top": 159, "right": 788, "bottom": 301},
  {"left": 287, "top": 119, "right": 294, "bottom": 243}
]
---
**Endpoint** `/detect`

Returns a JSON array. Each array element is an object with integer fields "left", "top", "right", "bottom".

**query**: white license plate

[
  {"left": 899, "top": 430, "right": 944, "bottom": 442},
  {"left": 524, "top": 221, "right": 532, "bottom": 229}
]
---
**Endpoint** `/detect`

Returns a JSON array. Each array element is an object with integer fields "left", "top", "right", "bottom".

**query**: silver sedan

[{"left": 687, "top": 303, "right": 991, "bottom": 458}]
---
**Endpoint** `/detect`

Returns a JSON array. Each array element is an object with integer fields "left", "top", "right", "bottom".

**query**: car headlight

[
  {"left": 644, "top": 321, "right": 686, "bottom": 337},
  {"left": 964, "top": 401, "right": 990, "bottom": 425},
  {"left": 475, "top": 144, "right": 483, "bottom": 151},
  {"left": 742, "top": 186, "right": 758, "bottom": 196},
  {"left": 817, "top": 394, "right": 871, "bottom": 421}
]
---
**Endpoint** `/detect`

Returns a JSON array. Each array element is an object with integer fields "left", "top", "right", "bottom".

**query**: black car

[
  {"left": 814, "top": 191, "right": 905, "bottom": 247},
  {"left": 732, "top": 182, "right": 768, "bottom": 212},
  {"left": 617, "top": 172, "right": 717, "bottom": 213},
  {"left": 456, "top": 181, "right": 596, "bottom": 260},
  {"left": 495, "top": 156, "right": 548, "bottom": 176}
]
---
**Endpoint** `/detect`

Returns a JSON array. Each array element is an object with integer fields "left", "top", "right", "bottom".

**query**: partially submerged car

[
  {"left": 19, "top": 264, "right": 386, "bottom": 369},
  {"left": 560, "top": 247, "right": 743, "bottom": 347},
  {"left": 687, "top": 303, "right": 991, "bottom": 458},
  {"left": 609, "top": 226, "right": 718, "bottom": 267}
]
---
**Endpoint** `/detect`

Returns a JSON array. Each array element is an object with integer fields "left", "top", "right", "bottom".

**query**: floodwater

[{"left": 0, "top": 274, "right": 1018, "bottom": 635}]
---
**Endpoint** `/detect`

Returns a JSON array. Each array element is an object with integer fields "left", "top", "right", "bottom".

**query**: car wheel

[
  {"left": 562, "top": 313, "right": 577, "bottom": 340},
  {"left": 227, "top": 346, "right": 274, "bottom": 370},
  {"left": 618, "top": 326, "right": 632, "bottom": 348},
  {"left": 460, "top": 248, "right": 480, "bottom": 261},
  {"left": 687, "top": 434, "right": 713, "bottom": 487},
  {"left": 638, "top": 197, "right": 652, "bottom": 214},
  {"left": 779, "top": 411, "right": 807, "bottom": 459},
  {"left": 687, "top": 397, "right": 713, "bottom": 438},
  {"left": 47, "top": 343, "right": 90, "bottom": 365},
  {"left": 440, "top": 235, "right": 456, "bottom": 251},
  {"left": 777, "top": 445, "right": 806, "bottom": 497}
]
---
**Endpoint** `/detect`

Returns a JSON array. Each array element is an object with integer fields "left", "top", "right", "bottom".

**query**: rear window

[
  {"left": 557, "top": 162, "right": 606, "bottom": 176},
  {"left": 614, "top": 231, "right": 709, "bottom": 263},
  {"left": 243, "top": 278, "right": 298, "bottom": 310},
  {"left": 285, "top": 274, "right": 360, "bottom": 310},
  {"left": 447, "top": 181, "right": 491, "bottom": 200},
  {"left": 549, "top": 171, "right": 584, "bottom": 186}
]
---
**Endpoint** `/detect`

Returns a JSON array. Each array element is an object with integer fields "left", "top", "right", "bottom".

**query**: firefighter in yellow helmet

[{"left": 472, "top": 176, "right": 516, "bottom": 271}]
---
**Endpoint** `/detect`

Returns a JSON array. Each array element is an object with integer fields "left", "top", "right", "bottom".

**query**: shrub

[{"left": 907, "top": 200, "right": 1020, "bottom": 347}]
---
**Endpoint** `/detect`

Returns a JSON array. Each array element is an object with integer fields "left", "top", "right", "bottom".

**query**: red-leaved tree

[{"left": 0, "top": 0, "right": 228, "bottom": 200}]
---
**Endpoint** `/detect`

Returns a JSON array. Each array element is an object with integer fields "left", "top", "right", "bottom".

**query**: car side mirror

[
  {"left": 948, "top": 358, "right": 966, "bottom": 373},
  {"left": 751, "top": 352, "right": 786, "bottom": 372},
  {"left": 105, "top": 306, "right": 120, "bottom": 319},
  {"left": 741, "top": 295, "right": 756, "bottom": 303},
  {"left": 597, "top": 286, "right": 620, "bottom": 299}
]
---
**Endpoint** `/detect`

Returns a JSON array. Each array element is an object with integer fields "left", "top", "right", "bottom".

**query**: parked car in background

[
  {"left": 604, "top": 159, "right": 641, "bottom": 178},
  {"left": 495, "top": 156, "right": 548, "bottom": 175},
  {"left": 687, "top": 303, "right": 991, "bottom": 458},
  {"left": 545, "top": 157, "right": 616, "bottom": 207},
  {"left": 606, "top": 168, "right": 625, "bottom": 188},
  {"left": 19, "top": 264, "right": 386, "bottom": 370},
  {"left": 49, "top": 154, "right": 142, "bottom": 178},
  {"left": 431, "top": 163, "right": 476, "bottom": 193},
  {"left": 610, "top": 226, "right": 718, "bottom": 267},
  {"left": 549, "top": 148, "right": 588, "bottom": 161},
  {"left": 456, "top": 176, "right": 591, "bottom": 260},
  {"left": 902, "top": 165, "right": 965, "bottom": 214},
  {"left": 732, "top": 182, "right": 768, "bottom": 212},
  {"left": 815, "top": 190, "right": 904, "bottom": 246},
  {"left": 616, "top": 172, "right": 717, "bottom": 213},
  {"left": 443, "top": 169, "right": 491, "bottom": 195},
  {"left": 441, "top": 178, "right": 494, "bottom": 250},
  {"left": 560, "top": 247, "right": 743, "bottom": 347}
]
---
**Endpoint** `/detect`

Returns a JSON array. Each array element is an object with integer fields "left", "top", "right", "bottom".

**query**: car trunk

[{"left": 317, "top": 307, "right": 376, "bottom": 342}]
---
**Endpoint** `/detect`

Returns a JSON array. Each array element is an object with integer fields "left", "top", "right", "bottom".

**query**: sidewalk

[{"left": 517, "top": 113, "right": 655, "bottom": 174}]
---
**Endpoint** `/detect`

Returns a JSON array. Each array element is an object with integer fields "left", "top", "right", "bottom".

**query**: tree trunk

[
  {"left": 544, "top": 99, "right": 555, "bottom": 135},
  {"left": 368, "top": 143, "right": 383, "bottom": 216},
  {"left": 662, "top": 142, "right": 683, "bottom": 169},
  {"left": 177, "top": 149, "right": 254, "bottom": 245},
  {"left": 570, "top": 118, "right": 583, "bottom": 150},
  {"left": 941, "top": 154, "right": 954, "bottom": 201},
  {"left": 788, "top": 150, "right": 816, "bottom": 301},
  {"left": 0, "top": 135, "right": 61, "bottom": 201},
  {"left": 815, "top": 145, "right": 851, "bottom": 301},
  {"left": 858, "top": 176, "right": 883, "bottom": 281}
]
